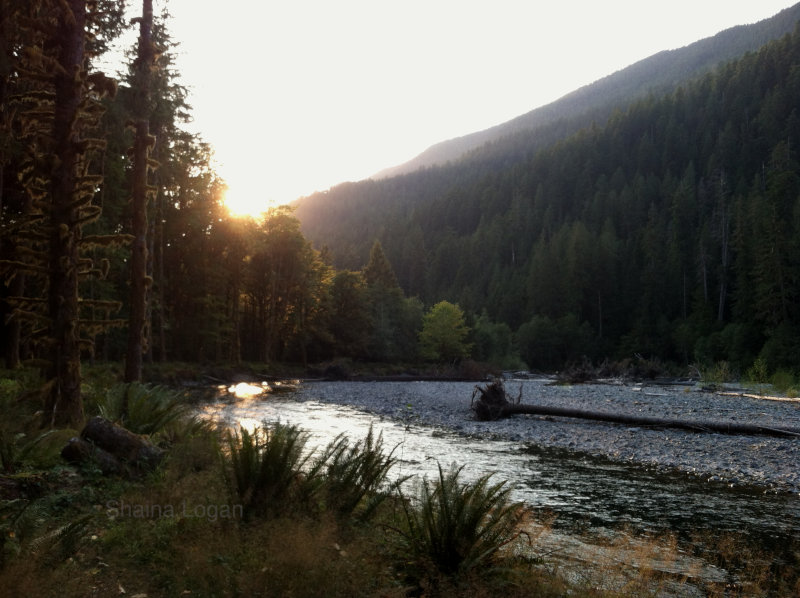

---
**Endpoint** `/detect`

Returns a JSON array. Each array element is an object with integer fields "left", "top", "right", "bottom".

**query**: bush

[
  {"left": 392, "top": 463, "right": 528, "bottom": 582},
  {"left": 771, "top": 370, "right": 799, "bottom": 398},
  {"left": 745, "top": 356, "right": 770, "bottom": 384},
  {"left": 701, "top": 360, "right": 735, "bottom": 386}
]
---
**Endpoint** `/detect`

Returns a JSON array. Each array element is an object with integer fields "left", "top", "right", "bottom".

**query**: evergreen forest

[
  {"left": 295, "top": 21, "right": 800, "bottom": 376},
  {"left": 0, "top": 1, "right": 481, "bottom": 428},
  {"left": 3, "top": 3, "right": 800, "bottom": 430}
]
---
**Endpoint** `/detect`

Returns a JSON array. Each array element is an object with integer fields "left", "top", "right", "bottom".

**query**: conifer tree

[
  {"left": 125, "top": 0, "right": 157, "bottom": 382},
  {"left": 362, "top": 240, "right": 407, "bottom": 361},
  {"left": 0, "top": 0, "right": 27, "bottom": 368},
  {"left": 363, "top": 240, "right": 399, "bottom": 288},
  {"left": 1, "top": 1, "right": 123, "bottom": 426}
]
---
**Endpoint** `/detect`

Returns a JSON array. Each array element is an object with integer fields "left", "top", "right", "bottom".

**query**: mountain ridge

[
  {"left": 292, "top": 12, "right": 800, "bottom": 371},
  {"left": 373, "top": 2, "right": 800, "bottom": 180}
]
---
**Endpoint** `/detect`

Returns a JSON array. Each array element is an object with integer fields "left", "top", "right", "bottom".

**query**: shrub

[
  {"left": 700, "top": 360, "right": 735, "bottom": 386},
  {"left": 391, "top": 463, "right": 528, "bottom": 582},
  {"left": 745, "top": 356, "right": 770, "bottom": 384},
  {"left": 771, "top": 370, "right": 799, "bottom": 398}
]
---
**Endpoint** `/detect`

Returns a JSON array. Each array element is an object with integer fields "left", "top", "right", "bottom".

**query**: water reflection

[
  {"left": 222, "top": 379, "right": 300, "bottom": 399},
  {"left": 200, "top": 391, "right": 799, "bottom": 546},
  {"left": 225, "top": 382, "right": 269, "bottom": 398}
]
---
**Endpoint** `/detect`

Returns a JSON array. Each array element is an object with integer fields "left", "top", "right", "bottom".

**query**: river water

[{"left": 199, "top": 379, "right": 799, "bottom": 591}]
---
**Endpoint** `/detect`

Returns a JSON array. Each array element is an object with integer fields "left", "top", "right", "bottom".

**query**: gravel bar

[{"left": 295, "top": 378, "right": 800, "bottom": 493}]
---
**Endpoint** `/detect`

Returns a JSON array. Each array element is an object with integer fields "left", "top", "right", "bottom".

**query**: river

[{"left": 199, "top": 379, "right": 800, "bottom": 593}]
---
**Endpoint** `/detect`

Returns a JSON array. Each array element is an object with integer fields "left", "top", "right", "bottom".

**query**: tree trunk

[
  {"left": 45, "top": 0, "right": 87, "bottom": 428},
  {"left": 717, "top": 172, "right": 730, "bottom": 322},
  {"left": 471, "top": 380, "right": 800, "bottom": 439},
  {"left": 125, "top": 0, "right": 156, "bottom": 382},
  {"left": 4, "top": 269, "right": 23, "bottom": 369},
  {"left": 1, "top": 168, "right": 23, "bottom": 368},
  {"left": 152, "top": 125, "right": 168, "bottom": 363}
]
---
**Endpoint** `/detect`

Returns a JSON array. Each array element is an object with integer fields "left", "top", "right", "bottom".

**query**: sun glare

[{"left": 223, "top": 183, "right": 271, "bottom": 219}]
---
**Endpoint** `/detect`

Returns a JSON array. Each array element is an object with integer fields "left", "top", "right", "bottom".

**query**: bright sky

[{"left": 137, "top": 1, "right": 797, "bottom": 216}]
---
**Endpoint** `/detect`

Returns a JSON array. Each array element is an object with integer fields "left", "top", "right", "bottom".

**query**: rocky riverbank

[{"left": 295, "top": 377, "right": 800, "bottom": 493}]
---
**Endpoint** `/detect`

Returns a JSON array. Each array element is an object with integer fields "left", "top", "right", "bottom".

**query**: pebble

[{"left": 297, "top": 378, "right": 800, "bottom": 493}]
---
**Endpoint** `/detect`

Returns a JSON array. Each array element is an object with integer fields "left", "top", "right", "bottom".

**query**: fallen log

[
  {"left": 61, "top": 416, "right": 164, "bottom": 476},
  {"left": 61, "top": 437, "right": 122, "bottom": 476},
  {"left": 81, "top": 416, "right": 164, "bottom": 467},
  {"left": 471, "top": 380, "right": 800, "bottom": 439}
]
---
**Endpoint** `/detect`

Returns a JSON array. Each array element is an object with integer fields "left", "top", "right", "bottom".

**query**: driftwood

[
  {"left": 61, "top": 416, "right": 164, "bottom": 476},
  {"left": 471, "top": 379, "right": 800, "bottom": 439}
]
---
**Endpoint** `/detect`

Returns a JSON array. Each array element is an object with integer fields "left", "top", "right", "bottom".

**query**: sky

[{"left": 124, "top": 1, "right": 799, "bottom": 216}]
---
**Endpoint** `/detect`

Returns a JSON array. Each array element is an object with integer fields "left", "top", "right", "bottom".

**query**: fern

[
  {"left": 314, "top": 425, "right": 403, "bottom": 520},
  {"left": 393, "top": 463, "right": 528, "bottom": 579},
  {"left": 28, "top": 513, "right": 94, "bottom": 563},
  {"left": 97, "top": 382, "right": 189, "bottom": 436},
  {"left": 221, "top": 422, "right": 312, "bottom": 519}
]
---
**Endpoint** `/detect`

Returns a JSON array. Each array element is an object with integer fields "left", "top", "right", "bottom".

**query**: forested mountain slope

[
  {"left": 374, "top": 3, "right": 800, "bottom": 179},
  {"left": 296, "top": 24, "right": 800, "bottom": 370}
]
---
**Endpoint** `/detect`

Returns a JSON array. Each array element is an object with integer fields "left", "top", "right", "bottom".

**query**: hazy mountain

[
  {"left": 373, "top": 3, "right": 800, "bottom": 179},
  {"left": 294, "top": 9, "right": 800, "bottom": 370}
]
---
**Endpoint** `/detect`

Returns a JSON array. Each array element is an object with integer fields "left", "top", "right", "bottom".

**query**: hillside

[
  {"left": 295, "top": 20, "right": 800, "bottom": 371},
  {"left": 374, "top": 2, "right": 800, "bottom": 179}
]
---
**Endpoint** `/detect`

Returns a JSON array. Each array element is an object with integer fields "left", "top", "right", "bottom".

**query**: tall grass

[{"left": 392, "top": 462, "right": 529, "bottom": 582}]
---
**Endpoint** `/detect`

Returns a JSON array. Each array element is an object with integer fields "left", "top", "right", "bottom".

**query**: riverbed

[
  {"left": 200, "top": 378, "right": 800, "bottom": 594},
  {"left": 295, "top": 378, "right": 800, "bottom": 492}
]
